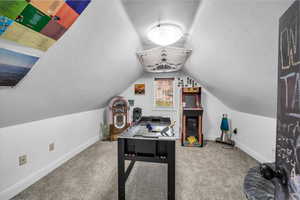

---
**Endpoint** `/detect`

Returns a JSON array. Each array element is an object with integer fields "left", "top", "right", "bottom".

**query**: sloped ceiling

[
  {"left": 0, "top": 0, "right": 143, "bottom": 128},
  {"left": 0, "top": 0, "right": 296, "bottom": 128},
  {"left": 122, "top": 0, "right": 201, "bottom": 49},
  {"left": 122, "top": 0, "right": 293, "bottom": 118},
  {"left": 185, "top": 0, "right": 294, "bottom": 118}
]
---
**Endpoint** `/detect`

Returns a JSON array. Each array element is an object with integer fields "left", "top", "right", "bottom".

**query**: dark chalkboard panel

[{"left": 276, "top": 1, "right": 300, "bottom": 199}]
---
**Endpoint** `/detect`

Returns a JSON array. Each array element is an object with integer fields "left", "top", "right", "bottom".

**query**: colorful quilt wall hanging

[{"left": 0, "top": 0, "right": 91, "bottom": 87}]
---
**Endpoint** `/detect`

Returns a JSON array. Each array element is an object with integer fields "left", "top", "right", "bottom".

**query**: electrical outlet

[
  {"left": 49, "top": 143, "right": 55, "bottom": 152},
  {"left": 233, "top": 128, "right": 238, "bottom": 134},
  {"left": 19, "top": 155, "right": 27, "bottom": 166}
]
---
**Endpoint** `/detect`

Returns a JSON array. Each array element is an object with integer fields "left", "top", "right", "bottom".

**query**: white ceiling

[
  {"left": 185, "top": 0, "right": 294, "bottom": 118},
  {"left": 122, "top": 0, "right": 201, "bottom": 49},
  {"left": 0, "top": 0, "right": 143, "bottom": 128}
]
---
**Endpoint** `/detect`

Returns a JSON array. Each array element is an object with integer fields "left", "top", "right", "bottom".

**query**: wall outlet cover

[
  {"left": 233, "top": 128, "right": 238, "bottom": 134},
  {"left": 49, "top": 143, "right": 55, "bottom": 151},
  {"left": 19, "top": 155, "right": 27, "bottom": 166}
]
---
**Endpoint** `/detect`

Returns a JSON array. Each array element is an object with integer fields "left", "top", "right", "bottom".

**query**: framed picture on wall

[
  {"left": 0, "top": 48, "right": 39, "bottom": 87},
  {"left": 134, "top": 84, "right": 145, "bottom": 95},
  {"left": 154, "top": 78, "right": 175, "bottom": 109}
]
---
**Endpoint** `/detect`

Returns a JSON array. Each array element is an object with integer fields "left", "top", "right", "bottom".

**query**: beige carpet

[{"left": 11, "top": 141, "right": 257, "bottom": 200}]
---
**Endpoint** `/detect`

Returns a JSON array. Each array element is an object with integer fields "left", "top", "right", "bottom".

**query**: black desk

[{"left": 118, "top": 125, "right": 176, "bottom": 200}]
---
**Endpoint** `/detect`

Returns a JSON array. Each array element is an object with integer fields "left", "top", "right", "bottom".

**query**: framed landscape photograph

[{"left": 0, "top": 48, "right": 39, "bottom": 87}]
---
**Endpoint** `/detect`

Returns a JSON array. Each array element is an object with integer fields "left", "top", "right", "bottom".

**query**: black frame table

[{"left": 118, "top": 136, "right": 176, "bottom": 200}]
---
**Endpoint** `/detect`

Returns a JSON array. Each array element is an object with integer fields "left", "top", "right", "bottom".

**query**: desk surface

[
  {"left": 119, "top": 124, "right": 176, "bottom": 140},
  {"left": 119, "top": 124, "right": 176, "bottom": 141},
  {"left": 119, "top": 116, "right": 176, "bottom": 141}
]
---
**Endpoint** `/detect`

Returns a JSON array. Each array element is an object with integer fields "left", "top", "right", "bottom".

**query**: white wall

[
  {"left": 0, "top": 108, "right": 105, "bottom": 200},
  {"left": 120, "top": 72, "right": 231, "bottom": 139},
  {"left": 185, "top": 0, "right": 292, "bottom": 118},
  {"left": 231, "top": 110, "right": 277, "bottom": 163}
]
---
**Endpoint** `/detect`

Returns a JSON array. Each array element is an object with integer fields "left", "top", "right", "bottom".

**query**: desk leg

[
  {"left": 167, "top": 141, "right": 176, "bottom": 200},
  {"left": 118, "top": 139, "right": 125, "bottom": 200}
]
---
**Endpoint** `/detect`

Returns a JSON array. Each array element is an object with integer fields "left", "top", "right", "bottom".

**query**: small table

[{"left": 118, "top": 125, "right": 176, "bottom": 200}]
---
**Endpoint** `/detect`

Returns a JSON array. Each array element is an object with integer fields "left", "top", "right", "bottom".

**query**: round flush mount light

[{"left": 147, "top": 23, "right": 183, "bottom": 46}]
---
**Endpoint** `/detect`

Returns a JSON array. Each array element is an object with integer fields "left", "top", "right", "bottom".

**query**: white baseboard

[
  {"left": 0, "top": 134, "right": 269, "bottom": 200},
  {"left": 205, "top": 135, "right": 218, "bottom": 141},
  {"left": 235, "top": 140, "right": 270, "bottom": 163},
  {"left": 205, "top": 135, "right": 269, "bottom": 163},
  {"left": 0, "top": 135, "right": 99, "bottom": 200}
]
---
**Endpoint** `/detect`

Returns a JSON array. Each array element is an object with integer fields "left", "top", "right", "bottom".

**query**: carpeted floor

[{"left": 12, "top": 141, "right": 257, "bottom": 200}]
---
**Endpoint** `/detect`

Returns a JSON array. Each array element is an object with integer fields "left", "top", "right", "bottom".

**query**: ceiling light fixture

[
  {"left": 137, "top": 47, "right": 192, "bottom": 73},
  {"left": 147, "top": 23, "right": 183, "bottom": 46}
]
